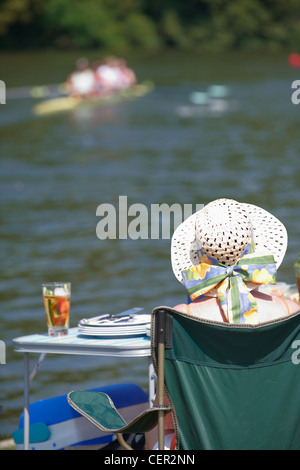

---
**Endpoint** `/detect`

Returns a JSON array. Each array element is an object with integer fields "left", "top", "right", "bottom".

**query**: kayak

[{"left": 32, "top": 81, "right": 154, "bottom": 117}]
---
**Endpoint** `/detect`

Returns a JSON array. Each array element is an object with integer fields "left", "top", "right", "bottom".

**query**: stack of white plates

[{"left": 78, "top": 307, "right": 150, "bottom": 338}]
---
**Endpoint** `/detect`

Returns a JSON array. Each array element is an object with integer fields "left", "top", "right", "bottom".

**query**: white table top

[{"left": 13, "top": 327, "right": 151, "bottom": 357}]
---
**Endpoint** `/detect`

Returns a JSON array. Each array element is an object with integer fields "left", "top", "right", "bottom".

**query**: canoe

[{"left": 32, "top": 81, "right": 154, "bottom": 117}]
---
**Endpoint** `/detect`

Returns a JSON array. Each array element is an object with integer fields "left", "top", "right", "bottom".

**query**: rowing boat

[{"left": 32, "top": 81, "right": 154, "bottom": 116}]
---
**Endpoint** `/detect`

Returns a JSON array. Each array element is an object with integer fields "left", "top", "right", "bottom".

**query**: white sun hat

[{"left": 171, "top": 198, "right": 288, "bottom": 284}]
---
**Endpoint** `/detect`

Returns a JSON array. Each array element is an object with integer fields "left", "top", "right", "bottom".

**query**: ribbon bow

[{"left": 181, "top": 239, "right": 277, "bottom": 324}]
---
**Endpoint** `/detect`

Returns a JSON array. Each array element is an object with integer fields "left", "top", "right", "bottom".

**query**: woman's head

[{"left": 171, "top": 198, "right": 287, "bottom": 284}]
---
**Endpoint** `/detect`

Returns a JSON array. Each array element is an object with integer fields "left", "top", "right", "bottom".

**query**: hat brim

[{"left": 171, "top": 201, "right": 288, "bottom": 284}]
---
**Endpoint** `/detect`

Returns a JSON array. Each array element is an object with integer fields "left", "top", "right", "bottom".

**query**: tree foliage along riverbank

[{"left": 0, "top": 0, "right": 300, "bottom": 52}]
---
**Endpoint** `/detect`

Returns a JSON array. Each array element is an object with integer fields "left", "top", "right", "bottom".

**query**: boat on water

[{"left": 32, "top": 81, "right": 154, "bottom": 117}]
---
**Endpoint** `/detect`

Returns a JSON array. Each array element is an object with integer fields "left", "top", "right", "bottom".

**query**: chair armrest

[{"left": 67, "top": 390, "right": 172, "bottom": 435}]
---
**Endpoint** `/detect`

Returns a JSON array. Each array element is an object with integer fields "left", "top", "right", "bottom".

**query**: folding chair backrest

[{"left": 152, "top": 307, "right": 300, "bottom": 450}]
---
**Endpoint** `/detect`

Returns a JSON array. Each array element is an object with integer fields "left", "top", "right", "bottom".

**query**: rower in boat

[
  {"left": 67, "top": 58, "right": 97, "bottom": 98},
  {"left": 93, "top": 57, "right": 137, "bottom": 95}
]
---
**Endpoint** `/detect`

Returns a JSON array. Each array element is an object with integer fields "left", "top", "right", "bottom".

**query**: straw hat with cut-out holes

[{"left": 171, "top": 199, "right": 287, "bottom": 289}]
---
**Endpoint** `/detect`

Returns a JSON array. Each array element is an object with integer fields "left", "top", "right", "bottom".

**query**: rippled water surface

[{"left": 1, "top": 50, "right": 300, "bottom": 436}]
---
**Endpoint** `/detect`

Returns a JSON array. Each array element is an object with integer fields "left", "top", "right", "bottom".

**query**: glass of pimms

[{"left": 42, "top": 282, "right": 71, "bottom": 336}]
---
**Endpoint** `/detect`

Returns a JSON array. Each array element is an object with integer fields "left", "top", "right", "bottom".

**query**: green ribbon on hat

[{"left": 181, "top": 236, "right": 277, "bottom": 324}]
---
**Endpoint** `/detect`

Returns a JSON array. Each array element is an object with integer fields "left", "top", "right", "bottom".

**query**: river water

[{"left": 0, "top": 50, "right": 300, "bottom": 436}]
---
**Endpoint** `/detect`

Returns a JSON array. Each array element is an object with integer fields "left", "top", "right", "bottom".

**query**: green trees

[
  {"left": 0, "top": 0, "right": 41, "bottom": 36},
  {"left": 0, "top": 0, "right": 299, "bottom": 51}
]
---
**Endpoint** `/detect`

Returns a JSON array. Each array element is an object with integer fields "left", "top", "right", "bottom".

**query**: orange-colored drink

[{"left": 43, "top": 283, "right": 71, "bottom": 336}]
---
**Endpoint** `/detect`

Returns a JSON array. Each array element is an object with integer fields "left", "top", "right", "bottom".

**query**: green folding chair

[{"left": 68, "top": 306, "right": 300, "bottom": 450}]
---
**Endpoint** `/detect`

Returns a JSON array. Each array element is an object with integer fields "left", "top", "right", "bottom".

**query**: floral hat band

[
  {"left": 171, "top": 199, "right": 288, "bottom": 324},
  {"left": 182, "top": 231, "right": 277, "bottom": 324}
]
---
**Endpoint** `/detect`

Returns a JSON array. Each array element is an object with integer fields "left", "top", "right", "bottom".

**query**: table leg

[{"left": 23, "top": 353, "right": 30, "bottom": 450}]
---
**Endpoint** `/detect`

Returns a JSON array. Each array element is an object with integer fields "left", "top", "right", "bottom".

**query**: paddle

[{"left": 6, "top": 82, "right": 69, "bottom": 100}]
